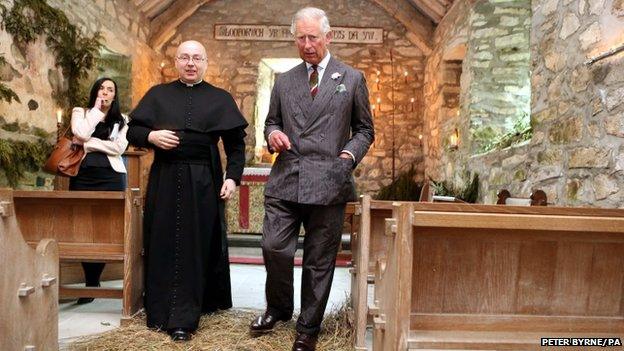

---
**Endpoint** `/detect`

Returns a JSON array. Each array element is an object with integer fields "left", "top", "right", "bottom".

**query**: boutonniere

[
  {"left": 335, "top": 84, "right": 347, "bottom": 93},
  {"left": 331, "top": 72, "right": 342, "bottom": 80}
]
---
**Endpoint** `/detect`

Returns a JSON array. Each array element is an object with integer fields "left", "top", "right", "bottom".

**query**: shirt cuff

[{"left": 341, "top": 150, "right": 356, "bottom": 163}]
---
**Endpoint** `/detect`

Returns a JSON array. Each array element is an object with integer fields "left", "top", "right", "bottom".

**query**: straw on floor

[{"left": 68, "top": 304, "right": 354, "bottom": 351}]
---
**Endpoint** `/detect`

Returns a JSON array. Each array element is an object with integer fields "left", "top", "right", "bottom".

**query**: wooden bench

[
  {"left": 373, "top": 202, "right": 624, "bottom": 350},
  {"left": 0, "top": 190, "right": 59, "bottom": 350},
  {"left": 11, "top": 189, "right": 144, "bottom": 322},
  {"left": 350, "top": 191, "right": 471, "bottom": 349}
]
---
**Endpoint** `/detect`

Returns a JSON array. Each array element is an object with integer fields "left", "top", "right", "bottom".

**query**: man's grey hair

[{"left": 290, "top": 7, "right": 331, "bottom": 35}]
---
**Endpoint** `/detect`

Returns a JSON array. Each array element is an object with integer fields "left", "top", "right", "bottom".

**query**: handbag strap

[{"left": 59, "top": 123, "right": 72, "bottom": 138}]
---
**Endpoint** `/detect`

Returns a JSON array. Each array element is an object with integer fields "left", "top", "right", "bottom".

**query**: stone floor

[{"left": 58, "top": 262, "right": 370, "bottom": 349}]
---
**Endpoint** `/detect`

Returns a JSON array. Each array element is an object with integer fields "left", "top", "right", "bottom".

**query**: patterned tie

[{"left": 309, "top": 65, "right": 319, "bottom": 98}]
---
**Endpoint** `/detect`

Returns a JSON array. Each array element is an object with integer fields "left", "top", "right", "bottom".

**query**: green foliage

[
  {"left": 0, "top": 138, "right": 53, "bottom": 187},
  {"left": 0, "top": 56, "right": 20, "bottom": 103},
  {"left": 0, "top": 0, "right": 102, "bottom": 109},
  {"left": 472, "top": 116, "right": 532, "bottom": 154},
  {"left": 431, "top": 172, "right": 479, "bottom": 203},
  {"left": 375, "top": 166, "right": 422, "bottom": 201}
]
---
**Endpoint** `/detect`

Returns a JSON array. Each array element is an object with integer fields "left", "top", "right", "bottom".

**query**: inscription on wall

[{"left": 214, "top": 24, "right": 383, "bottom": 44}]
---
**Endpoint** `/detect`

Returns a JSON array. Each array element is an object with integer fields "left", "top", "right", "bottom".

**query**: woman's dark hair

[{"left": 87, "top": 77, "right": 125, "bottom": 130}]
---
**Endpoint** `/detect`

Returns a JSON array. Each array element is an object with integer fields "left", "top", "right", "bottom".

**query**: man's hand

[
  {"left": 220, "top": 179, "right": 236, "bottom": 200},
  {"left": 339, "top": 152, "right": 352, "bottom": 160},
  {"left": 148, "top": 130, "right": 180, "bottom": 150},
  {"left": 268, "top": 131, "right": 291, "bottom": 152}
]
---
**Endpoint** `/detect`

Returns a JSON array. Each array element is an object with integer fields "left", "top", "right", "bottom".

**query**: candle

[
  {"left": 404, "top": 71, "right": 408, "bottom": 84},
  {"left": 450, "top": 129, "right": 459, "bottom": 149},
  {"left": 375, "top": 77, "right": 380, "bottom": 91},
  {"left": 56, "top": 109, "right": 63, "bottom": 124},
  {"left": 376, "top": 97, "right": 381, "bottom": 112},
  {"left": 410, "top": 97, "right": 415, "bottom": 111},
  {"left": 371, "top": 104, "right": 376, "bottom": 118}
]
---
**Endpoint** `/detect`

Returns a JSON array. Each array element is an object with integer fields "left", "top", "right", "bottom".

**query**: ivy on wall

[
  {"left": 0, "top": 138, "right": 53, "bottom": 187},
  {"left": 0, "top": 0, "right": 102, "bottom": 111},
  {"left": 0, "top": 56, "right": 20, "bottom": 103},
  {"left": 0, "top": 0, "right": 103, "bottom": 187},
  {"left": 472, "top": 117, "right": 532, "bottom": 154}
]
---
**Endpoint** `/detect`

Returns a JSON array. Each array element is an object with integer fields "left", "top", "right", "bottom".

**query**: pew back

[
  {"left": 12, "top": 189, "right": 144, "bottom": 320},
  {"left": 375, "top": 202, "right": 624, "bottom": 350}
]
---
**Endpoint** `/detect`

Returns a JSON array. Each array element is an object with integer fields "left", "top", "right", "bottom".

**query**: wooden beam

[
  {"left": 149, "top": 0, "right": 211, "bottom": 51},
  {"left": 145, "top": 0, "right": 174, "bottom": 19},
  {"left": 139, "top": 0, "right": 163, "bottom": 14},
  {"left": 409, "top": 0, "right": 446, "bottom": 23},
  {"left": 436, "top": 0, "right": 453, "bottom": 7},
  {"left": 371, "top": 0, "right": 434, "bottom": 55}
]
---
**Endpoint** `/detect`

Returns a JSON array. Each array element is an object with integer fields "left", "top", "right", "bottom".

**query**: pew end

[{"left": 0, "top": 189, "right": 59, "bottom": 350}]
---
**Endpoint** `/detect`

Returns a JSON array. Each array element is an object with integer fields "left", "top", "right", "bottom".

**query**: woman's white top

[{"left": 70, "top": 107, "right": 129, "bottom": 173}]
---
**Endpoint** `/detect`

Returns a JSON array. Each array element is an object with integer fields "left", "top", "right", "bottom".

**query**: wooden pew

[
  {"left": 373, "top": 202, "right": 624, "bottom": 350},
  {"left": 0, "top": 190, "right": 59, "bottom": 350},
  {"left": 11, "top": 189, "right": 144, "bottom": 322},
  {"left": 350, "top": 191, "right": 471, "bottom": 349},
  {"left": 349, "top": 197, "right": 407, "bottom": 350}
]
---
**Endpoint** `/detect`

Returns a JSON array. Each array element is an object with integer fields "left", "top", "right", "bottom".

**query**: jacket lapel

[{"left": 303, "top": 57, "right": 346, "bottom": 132}]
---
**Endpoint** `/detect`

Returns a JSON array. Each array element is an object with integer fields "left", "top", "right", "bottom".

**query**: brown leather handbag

[{"left": 43, "top": 126, "right": 84, "bottom": 177}]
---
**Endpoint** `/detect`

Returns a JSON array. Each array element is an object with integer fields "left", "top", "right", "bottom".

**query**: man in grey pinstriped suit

[{"left": 249, "top": 7, "right": 374, "bottom": 351}]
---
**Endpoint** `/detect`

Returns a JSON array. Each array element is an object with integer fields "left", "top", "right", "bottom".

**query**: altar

[{"left": 226, "top": 167, "right": 271, "bottom": 234}]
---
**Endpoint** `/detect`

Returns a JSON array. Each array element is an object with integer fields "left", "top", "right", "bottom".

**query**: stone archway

[{"left": 147, "top": 0, "right": 435, "bottom": 54}]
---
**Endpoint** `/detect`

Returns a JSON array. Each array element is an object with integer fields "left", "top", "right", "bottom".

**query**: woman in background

[{"left": 70, "top": 77, "right": 129, "bottom": 303}]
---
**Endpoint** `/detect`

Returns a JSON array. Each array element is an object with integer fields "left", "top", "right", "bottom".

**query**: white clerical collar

[
  {"left": 305, "top": 52, "right": 331, "bottom": 71},
  {"left": 179, "top": 79, "right": 203, "bottom": 87}
]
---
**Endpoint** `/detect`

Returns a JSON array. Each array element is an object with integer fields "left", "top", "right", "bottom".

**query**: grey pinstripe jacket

[{"left": 264, "top": 56, "right": 374, "bottom": 205}]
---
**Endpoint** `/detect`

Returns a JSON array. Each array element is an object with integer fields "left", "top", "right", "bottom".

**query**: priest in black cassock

[{"left": 127, "top": 40, "right": 248, "bottom": 342}]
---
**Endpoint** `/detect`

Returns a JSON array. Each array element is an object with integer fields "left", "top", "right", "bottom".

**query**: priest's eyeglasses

[{"left": 176, "top": 55, "right": 206, "bottom": 64}]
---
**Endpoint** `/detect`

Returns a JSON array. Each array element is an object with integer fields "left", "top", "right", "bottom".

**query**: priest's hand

[
  {"left": 220, "top": 179, "right": 236, "bottom": 200},
  {"left": 268, "top": 130, "right": 291, "bottom": 152},
  {"left": 148, "top": 130, "right": 179, "bottom": 149}
]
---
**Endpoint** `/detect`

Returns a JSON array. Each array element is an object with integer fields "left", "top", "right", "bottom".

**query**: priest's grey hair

[{"left": 290, "top": 7, "right": 331, "bottom": 35}]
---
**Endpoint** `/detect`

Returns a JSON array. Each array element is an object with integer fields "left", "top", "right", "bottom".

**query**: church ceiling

[{"left": 134, "top": 0, "right": 456, "bottom": 24}]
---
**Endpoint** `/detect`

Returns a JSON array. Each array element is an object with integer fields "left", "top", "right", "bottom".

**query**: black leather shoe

[
  {"left": 249, "top": 311, "right": 290, "bottom": 336},
  {"left": 169, "top": 328, "right": 191, "bottom": 342},
  {"left": 292, "top": 333, "right": 318, "bottom": 351}
]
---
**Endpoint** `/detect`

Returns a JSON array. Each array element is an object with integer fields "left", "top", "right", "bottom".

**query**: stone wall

[
  {"left": 161, "top": 0, "right": 428, "bottom": 194},
  {"left": 425, "top": 0, "right": 532, "bottom": 188},
  {"left": 423, "top": 0, "right": 471, "bottom": 184},
  {"left": 426, "top": 0, "right": 624, "bottom": 207},
  {"left": 0, "top": 0, "right": 162, "bottom": 188}
]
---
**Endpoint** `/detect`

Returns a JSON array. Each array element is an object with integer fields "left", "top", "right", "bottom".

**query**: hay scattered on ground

[{"left": 68, "top": 304, "right": 354, "bottom": 351}]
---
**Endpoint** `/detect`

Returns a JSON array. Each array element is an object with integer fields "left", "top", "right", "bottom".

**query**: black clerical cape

[{"left": 127, "top": 80, "right": 247, "bottom": 331}]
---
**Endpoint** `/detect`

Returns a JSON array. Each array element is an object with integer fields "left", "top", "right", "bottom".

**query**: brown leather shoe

[
  {"left": 292, "top": 333, "right": 318, "bottom": 351},
  {"left": 249, "top": 311, "right": 290, "bottom": 336}
]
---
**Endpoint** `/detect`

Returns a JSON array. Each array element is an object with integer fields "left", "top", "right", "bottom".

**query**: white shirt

[{"left": 305, "top": 52, "right": 331, "bottom": 87}]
